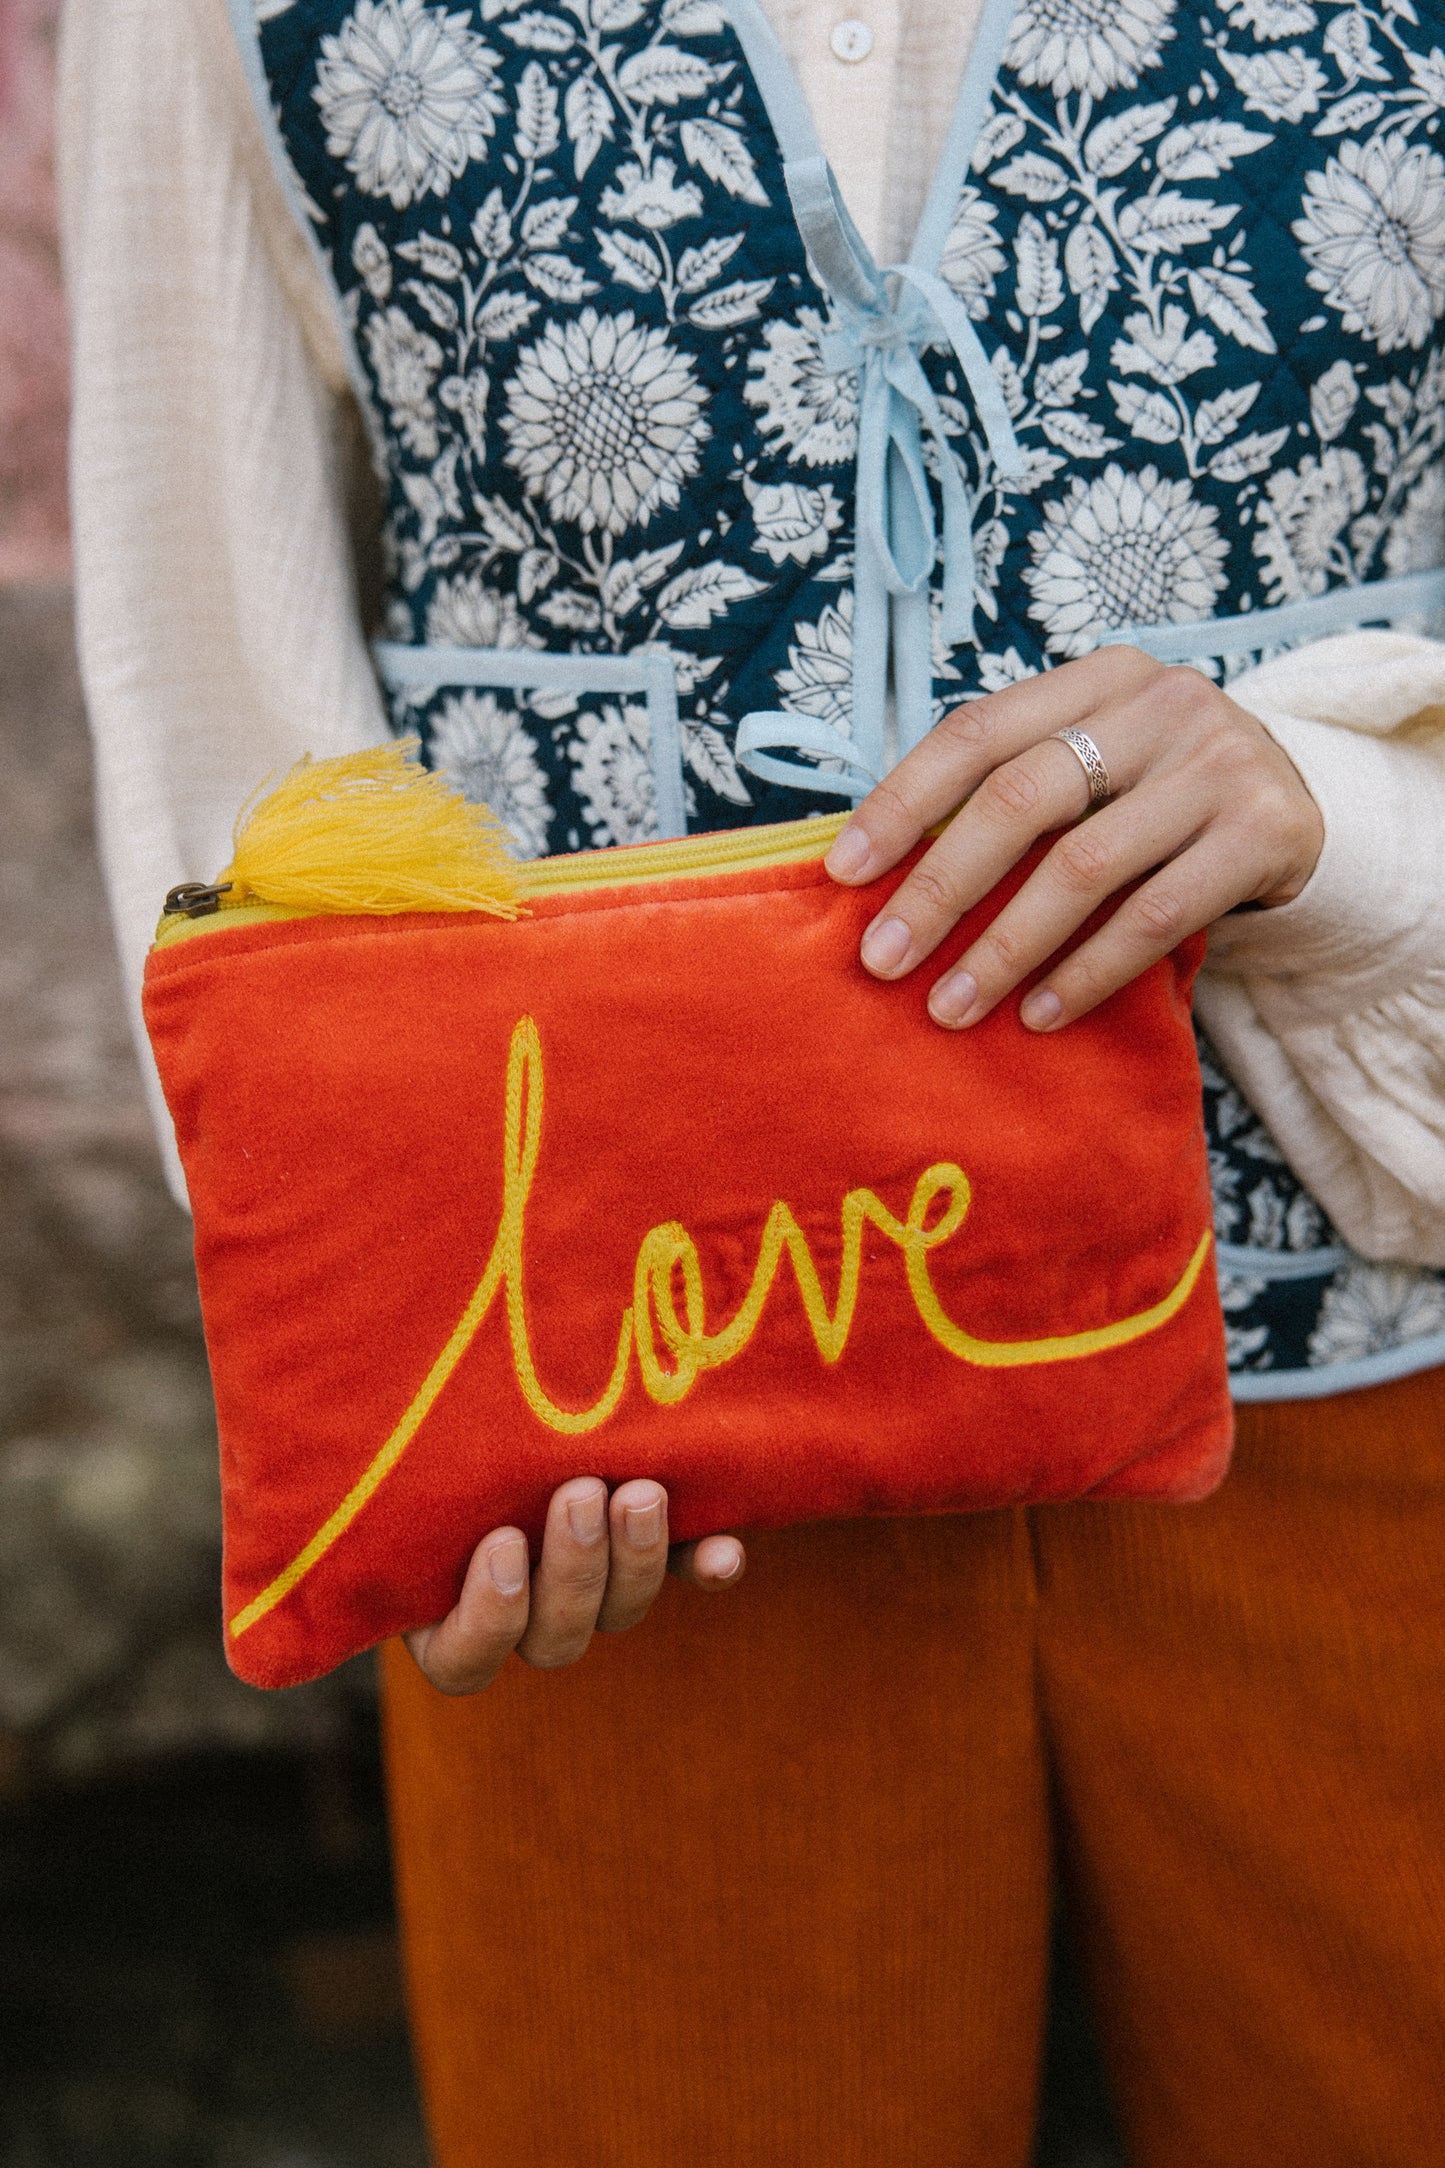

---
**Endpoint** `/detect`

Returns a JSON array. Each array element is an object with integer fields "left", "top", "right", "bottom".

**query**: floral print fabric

[
  {"left": 259, "top": 0, "right": 842, "bottom": 850},
  {"left": 944, "top": 0, "right": 1445, "bottom": 695},
  {"left": 247, "top": 0, "right": 1445, "bottom": 1389},
  {"left": 255, "top": 0, "right": 1445, "bottom": 800},
  {"left": 1201, "top": 1032, "right": 1445, "bottom": 1383}
]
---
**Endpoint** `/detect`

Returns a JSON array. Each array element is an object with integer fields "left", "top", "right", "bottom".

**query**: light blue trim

[
  {"left": 908, "top": 0, "right": 1021, "bottom": 272},
  {"left": 733, "top": 213, "right": 1024, "bottom": 791},
  {"left": 1230, "top": 1333, "right": 1445, "bottom": 1402},
  {"left": 1111, "top": 566, "right": 1445, "bottom": 664},
  {"left": 730, "top": 124, "right": 1023, "bottom": 796},
  {"left": 733, "top": 714, "right": 876, "bottom": 797},
  {"left": 638, "top": 651, "right": 686, "bottom": 842},
  {"left": 1218, "top": 1234, "right": 1445, "bottom": 1398},
  {"left": 896, "top": 264, "right": 1025, "bottom": 480},
  {"left": 374, "top": 641, "right": 687, "bottom": 839},
  {"left": 736, "top": 178, "right": 1020, "bottom": 787},
  {"left": 717, "top": 0, "right": 827, "bottom": 165},
  {"left": 724, "top": 0, "right": 1020, "bottom": 276},
  {"left": 1216, "top": 1241, "right": 1353, "bottom": 1281},
  {"left": 893, "top": 587, "right": 935, "bottom": 755},
  {"left": 223, "top": 0, "right": 379, "bottom": 451},
  {"left": 378, "top": 643, "right": 662, "bottom": 696},
  {"left": 785, "top": 155, "right": 882, "bottom": 304}
]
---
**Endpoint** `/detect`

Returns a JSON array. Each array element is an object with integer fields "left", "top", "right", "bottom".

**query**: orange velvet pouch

[{"left": 144, "top": 756, "right": 1231, "bottom": 1688}]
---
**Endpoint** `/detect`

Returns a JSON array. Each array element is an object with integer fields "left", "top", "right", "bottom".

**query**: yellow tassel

[{"left": 215, "top": 739, "right": 526, "bottom": 919}]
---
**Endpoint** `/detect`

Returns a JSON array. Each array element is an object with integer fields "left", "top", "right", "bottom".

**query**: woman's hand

[
  {"left": 823, "top": 647, "right": 1325, "bottom": 1031},
  {"left": 404, "top": 1479, "right": 745, "bottom": 1695}
]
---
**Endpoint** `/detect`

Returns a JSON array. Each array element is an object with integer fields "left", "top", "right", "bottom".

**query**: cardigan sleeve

[
  {"left": 1198, "top": 631, "right": 1445, "bottom": 1268},
  {"left": 57, "top": 0, "right": 390, "bottom": 1203}
]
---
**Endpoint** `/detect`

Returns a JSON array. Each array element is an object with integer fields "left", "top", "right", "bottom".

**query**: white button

[{"left": 830, "top": 17, "right": 874, "bottom": 61}]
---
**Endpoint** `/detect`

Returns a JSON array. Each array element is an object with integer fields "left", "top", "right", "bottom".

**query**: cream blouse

[{"left": 57, "top": 0, "right": 1445, "bottom": 1266}]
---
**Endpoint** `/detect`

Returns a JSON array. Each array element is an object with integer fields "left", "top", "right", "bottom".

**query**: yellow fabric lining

[{"left": 229, "top": 1016, "right": 1212, "bottom": 1643}]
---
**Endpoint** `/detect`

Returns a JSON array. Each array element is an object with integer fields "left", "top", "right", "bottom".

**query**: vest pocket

[{"left": 373, "top": 640, "right": 687, "bottom": 846}]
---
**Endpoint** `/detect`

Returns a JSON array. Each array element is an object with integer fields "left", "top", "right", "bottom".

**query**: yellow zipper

[
  {"left": 152, "top": 811, "right": 853, "bottom": 951},
  {"left": 523, "top": 809, "right": 851, "bottom": 895}
]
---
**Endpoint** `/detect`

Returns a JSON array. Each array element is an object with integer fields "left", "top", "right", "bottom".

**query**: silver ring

[{"left": 1050, "top": 726, "right": 1111, "bottom": 810}]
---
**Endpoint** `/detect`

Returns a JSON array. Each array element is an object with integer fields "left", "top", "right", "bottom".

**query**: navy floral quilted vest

[{"left": 233, "top": 0, "right": 1445, "bottom": 1397}]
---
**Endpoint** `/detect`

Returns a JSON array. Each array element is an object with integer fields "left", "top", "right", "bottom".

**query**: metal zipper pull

[{"left": 163, "top": 882, "right": 234, "bottom": 918}]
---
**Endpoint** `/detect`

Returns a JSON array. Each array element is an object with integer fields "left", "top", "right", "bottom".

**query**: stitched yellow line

[
  {"left": 229, "top": 1017, "right": 1213, "bottom": 1643},
  {"left": 226, "top": 1243, "right": 509, "bottom": 1640}
]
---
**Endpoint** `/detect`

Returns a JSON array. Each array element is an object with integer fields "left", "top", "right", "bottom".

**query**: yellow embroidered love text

[{"left": 229, "top": 1015, "right": 1212, "bottom": 1640}]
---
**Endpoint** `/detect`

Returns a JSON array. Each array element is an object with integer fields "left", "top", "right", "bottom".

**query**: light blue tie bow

[{"left": 736, "top": 157, "right": 1026, "bottom": 800}]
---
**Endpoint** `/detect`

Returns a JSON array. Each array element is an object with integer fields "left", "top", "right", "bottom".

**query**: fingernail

[
  {"left": 1021, "top": 989, "right": 1063, "bottom": 1031},
  {"left": 825, "top": 824, "right": 872, "bottom": 880},
  {"left": 929, "top": 969, "right": 977, "bottom": 1026},
  {"left": 714, "top": 1545, "right": 744, "bottom": 1582},
  {"left": 488, "top": 1535, "right": 527, "bottom": 1597},
  {"left": 567, "top": 1484, "right": 607, "bottom": 1544},
  {"left": 861, "top": 917, "right": 912, "bottom": 975},
  {"left": 625, "top": 1499, "right": 663, "bottom": 1549}
]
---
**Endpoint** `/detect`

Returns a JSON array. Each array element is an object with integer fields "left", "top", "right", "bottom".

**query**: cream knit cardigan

[{"left": 58, "top": 0, "right": 1445, "bottom": 1264}]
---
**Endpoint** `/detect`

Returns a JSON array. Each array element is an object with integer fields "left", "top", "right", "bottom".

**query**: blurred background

[
  {"left": 0, "top": 4, "right": 1122, "bottom": 2160},
  {"left": 1, "top": 7, "right": 429, "bottom": 2162}
]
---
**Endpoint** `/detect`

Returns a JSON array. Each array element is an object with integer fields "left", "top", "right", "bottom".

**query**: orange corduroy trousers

[{"left": 381, "top": 1367, "right": 1445, "bottom": 2168}]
